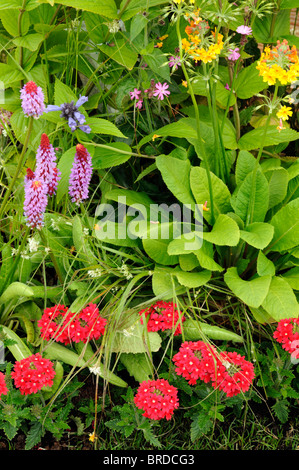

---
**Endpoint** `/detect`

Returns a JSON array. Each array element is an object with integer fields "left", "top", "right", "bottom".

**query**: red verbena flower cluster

[
  {"left": 213, "top": 351, "right": 255, "bottom": 397},
  {"left": 134, "top": 378, "right": 179, "bottom": 420},
  {"left": 38, "top": 303, "right": 107, "bottom": 344},
  {"left": 139, "top": 301, "right": 185, "bottom": 336},
  {"left": 173, "top": 341, "right": 255, "bottom": 397},
  {"left": 0, "top": 372, "right": 8, "bottom": 399},
  {"left": 273, "top": 318, "right": 299, "bottom": 357},
  {"left": 11, "top": 353, "right": 55, "bottom": 395},
  {"left": 172, "top": 340, "right": 218, "bottom": 385}
]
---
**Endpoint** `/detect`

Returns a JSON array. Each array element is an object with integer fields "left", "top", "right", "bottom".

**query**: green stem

[
  {"left": 18, "top": 0, "right": 27, "bottom": 86},
  {"left": 176, "top": 12, "right": 215, "bottom": 223},
  {"left": 246, "top": 83, "right": 279, "bottom": 226},
  {"left": 39, "top": 229, "right": 65, "bottom": 286},
  {"left": 0, "top": 117, "right": 33, "bottom": 223}
]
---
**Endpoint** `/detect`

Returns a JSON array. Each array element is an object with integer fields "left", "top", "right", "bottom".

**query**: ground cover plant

[{"left": 0, "top": 0, "right": 299, "bottom": 451}]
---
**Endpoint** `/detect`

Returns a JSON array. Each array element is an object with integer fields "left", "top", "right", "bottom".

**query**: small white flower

[
  {"left": 89, "top": 365, "right": 103, "bottom": 376},
  {"left": 88, "top": 268, "right": 102, "bottom": 278},
  {"left": 27, "top": 237, "right": 39, "bottom": 253},
  {"left": 83, "top": 227, "right": 89, "bottom": 236}
]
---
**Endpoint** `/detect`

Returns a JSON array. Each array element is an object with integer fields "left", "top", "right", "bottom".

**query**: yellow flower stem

[
  {"left": 176, "top": 9, "right": 215, "bottom": 224},
  {"left": 246, "top": 83, "right": 279, "bottom": 226}
]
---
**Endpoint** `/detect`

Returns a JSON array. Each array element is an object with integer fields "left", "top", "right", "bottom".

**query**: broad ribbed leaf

[
  {"left": 268, "top": 198, "right": 299, "bottom": 252},
  {"left": 224, "top": 267, "right": 271, "bottom": 308}
]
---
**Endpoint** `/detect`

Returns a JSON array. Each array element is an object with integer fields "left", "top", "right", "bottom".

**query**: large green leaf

[
  {"left": 156, "top": 154, "right": 195, "bottom": 207},
  {"left": 119, "top": 0, "right": 169, "bottom": 20},
  {"left": 183, "top": 319, "right": 243, "bottom": 343},
  {"left": 238, "top": 126, "right": 299, "bottom": 151},
  {"left": 257, "top": 251, "right": 275, "bottom": 277},
  {"left": 190, "top": 167, "right": 232, "bottom": 224},
  {"left": 99, "top": 38, "right": 138, "bottom": 70},
  {"left": 110, "top": 316, "right": 162, "bottom": 354},
  {"left": 268, "top": 198, "right": 299, "bottom": 252},
  {"left": 239, "top": 222, "right": 274, "bottom": 249},
  {"left": 92, "top": 142, "right": 132, "bottom": 169},
  {"left": 202, "top": 214, "right": 240, "bottom": 246},
  {"left": 282, "top": 267, "right": 299, "bottom": 290},
  {"left": 235, "top": 150, "right": 256, "bottom": 187},
  {"left": 175, "top": 269, "right": 211, "bottom": 288},
  {"left": 235, "top": 62, "right": 268, "bottom": 99},
  {"left": 265, "top": 167, "right": 289, "bottom": 210},
  {"left": 224, "top": 267, "right": 272, "bottom": 308},
  {"left": 261, "top": 276, "right": 299, "bottom": 320},
  {"left": 39, "top": 0, "right": 118, "bottom": 18},
  {"left": 120, "top": 353, "right": 152, "bottom": 382},
  {"left": 252, "top": 9, "right": 290, "bottom": 43},
  {"left": 13, "top": 33, "right": 44, "bottom": 51},
  {"left": 231, "top": 169, "right": 269, "bottom": 223},
  {"left": 142, "top": 223, "right": 180, "bottom": 265},
  {"left": 192, "top": 77, "right": 236, "bottom": 107},
  {"left": 86, "top": 117, "right": 127, "bottom": 138},
  {"left": 152, "top": 266, "right": 186, "bottom": 299}
]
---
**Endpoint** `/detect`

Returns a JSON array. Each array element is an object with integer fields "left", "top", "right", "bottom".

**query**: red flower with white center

[
  {"left": 212, "top": 351, "right": 255, "bottom": 397},
  {"left": 38, "top": 304, "right": 73, "bottom": 345},
  {"left": 139, "top": 301, "right": 185, "bottom": 336},
  {"left": 273, "top": 318, "right": 299, "bottom": 355},
  {"left": 134, "top": 378, "right": 179, "bottom": 420},
  {"left": 11, "top": 353, "right": 55, "bottom": 395},
  {"left": 68, "top": 303, "right": 107, "bottom": 343},
  {"left": 172, "top": 340, "right": 219, "bottom": 385},
  {"left": 0, "top": 372, "right": 8, "bottom": 399}
]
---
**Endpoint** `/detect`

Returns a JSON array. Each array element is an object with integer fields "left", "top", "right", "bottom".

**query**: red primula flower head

[
  {"left": 11, "top": 353, "right": 55, "bottom": 395},
  {"left": 212, "top": 351, "right": 255, "bottom": 397},
  {"left": 38, "top": 304, "right": 73, "bottom": 345},
  {"left": 172, "top": 340, "right": 219, "bottom": 385},
  {"left": 67, "top": 303, "right": 107, "bottom": 344},
  {"left": 139, "top": 301, "right": 185, "bottom": 336},
  {"left": 134, "top": 378, "right": 179, "bottom": 420},
  {"left": 0, "top": 372, "right": 8, "bottom": 399},
  {"left": 273, "top": 318, "right": 299, "bottom": 356}
]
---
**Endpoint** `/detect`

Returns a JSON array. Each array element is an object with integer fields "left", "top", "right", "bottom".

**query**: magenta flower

[
  {"left": 20, "top": 81, "right": 45, "bottom": 119},
  {"left": 69, "top": 144, "right": 92, "bottom": 205},
  {"left": 228, "top": 47, "right": 240, "bottom": 61},
  {"left": 35, "top": 134, "right": 61, "bottom": 196},
  {"left": 236, "top": 25, "right": 252, "bottom": 36},
  {"left": 153, "top": 82, "right": 170, "bottom": 101},
  {"left": 168, "top": 55, "right": 181, "bottom": 70},
  {"left": 135, "top": 99, "right": 143, "bottom": 109},
  {"left": 23, "top": 178, "right": 48, "bottom": 229},
  {"left": 225, "top": 83, "right": 230, "bottom": 90},
  {"left": 129, "top": 88, "right": 141, "bottom": 100}
]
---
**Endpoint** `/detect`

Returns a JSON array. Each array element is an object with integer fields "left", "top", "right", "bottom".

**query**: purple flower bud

[
  {"left": 20, "top": 81, "right": 45, "bottom": 119},
  {"left": 23, "top": 178, "right": 48, "bottom": 229},
  {"left": 69, "top": 144, "right": 92, "bottom": 205},
  {"left": 35, "top": 134, "right": 61, "bottom": 196}
]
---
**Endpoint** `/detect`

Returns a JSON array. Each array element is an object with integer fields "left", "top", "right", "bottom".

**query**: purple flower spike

[
  {"left": 35, "top": 134, "right": 61, "bottom": 196},
  {"left": 20, "top": 81, "right": 45, "bottom": 119},
  {"left": 45, "top": 95, "right": 90, "bottom": 133},
  {"left": 24, "top": 178, "right": 48, "bottom": 229},
  {"left": 69, "top": 144, "right": 92, "bottom": 205}
]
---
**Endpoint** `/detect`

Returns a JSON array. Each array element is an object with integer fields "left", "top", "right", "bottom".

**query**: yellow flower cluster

[
  {"left": 181, "top": 10, "right": 224, "bottom": 64},
  {"left": 257, "top": 40, "right": 299, "bottom": 86},
  {"left": 276, "top": 105, "right": 293, "bottom": 121}
]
